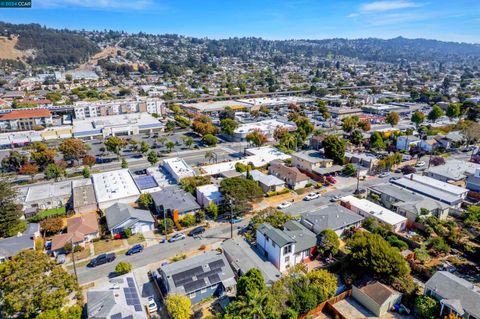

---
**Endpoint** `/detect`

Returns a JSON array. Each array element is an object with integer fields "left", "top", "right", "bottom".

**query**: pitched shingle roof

[{"left": 105, "top": 203, "right": 154, "bottom": 231}]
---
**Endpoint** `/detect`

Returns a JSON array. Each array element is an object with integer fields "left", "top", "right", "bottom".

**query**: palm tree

[{"left": 204, "top": 150, "right": 215, "bottom": 163}]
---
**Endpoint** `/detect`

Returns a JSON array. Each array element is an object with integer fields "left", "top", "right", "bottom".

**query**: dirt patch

[{"left": 0, "top": 36, "right": 34, "bottom": 61}]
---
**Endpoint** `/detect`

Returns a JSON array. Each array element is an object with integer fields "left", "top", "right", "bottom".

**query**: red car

[{"left": 326, "top": 175, "right": 337, "bottom": 184}]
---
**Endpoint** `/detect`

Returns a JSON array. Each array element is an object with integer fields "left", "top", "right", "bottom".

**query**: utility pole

[
  {"left": 70, "top": 238, "right": 78, "bottom": 282},
  {"left": 355, "top": 169, "right": 360, "bottom": 193},
  {"left": 229, "top": 198, "right": 234, "bottom": 239},
  {"left": 164, "top": 209, "right": 168, "bottom": 242}
]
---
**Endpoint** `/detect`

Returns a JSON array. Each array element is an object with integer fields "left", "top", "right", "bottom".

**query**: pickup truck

[{"left": 88, "top": 253, "right": 116, "bottom": 267}]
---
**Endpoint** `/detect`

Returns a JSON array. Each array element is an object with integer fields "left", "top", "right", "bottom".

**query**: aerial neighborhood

[{"left": 0, "top": 18, "right": 480, "bottom": 319}]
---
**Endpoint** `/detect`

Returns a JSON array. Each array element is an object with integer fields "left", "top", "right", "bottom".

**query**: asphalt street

[{"left": 75, "top": 219, "right": 248, "bottom": 284}]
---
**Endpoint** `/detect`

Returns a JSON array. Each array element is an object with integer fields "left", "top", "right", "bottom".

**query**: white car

[
  {"left": 415, "top": 161, "right": 426, "bottom": 167},
  {"left": 378, "top": 172, "right": 390, "bottom": 178},
  {"left": 330, "top": 195, "right": 342, "bottom": 202},
  {"left": 277, "top": 201, "right": 292, "bottom": 209},
  {"left": 168, "top": 232, "right": 186, "bottom": 243},
  {"left": 304, "top": 192, "right": 320, "bottom": 201},
  {"left": 147, "top": 296, "right": 158, "bottom": 313}
]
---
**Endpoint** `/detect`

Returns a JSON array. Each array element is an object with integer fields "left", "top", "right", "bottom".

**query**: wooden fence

[{"left": 299, "top": 289, "right": 352, "bottom": 319}]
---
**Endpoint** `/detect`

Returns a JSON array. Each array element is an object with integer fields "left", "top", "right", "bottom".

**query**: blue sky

[{"left": 2, "top": 0, "right": 480, "bottom": 43}]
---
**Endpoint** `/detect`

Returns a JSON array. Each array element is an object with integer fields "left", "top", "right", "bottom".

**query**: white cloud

[
  {"left": 36, "top": 0, "right": 152, "bottom": 10},
  {"left": 347, "top": 13, "right": 359, "bottom": 18},
  {"left": 360, "top": 1, "right": 421, "bottom": 13}
]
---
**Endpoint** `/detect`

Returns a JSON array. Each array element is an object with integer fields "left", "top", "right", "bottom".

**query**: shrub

[
  {"left": 180, "top": 214, "right": 196, "bottom": 227},
  {"left": 115, "top": 262, "right": 132, "bottom": 275}
]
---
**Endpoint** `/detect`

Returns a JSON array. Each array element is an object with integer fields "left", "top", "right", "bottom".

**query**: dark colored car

[
  {"left": 88, "top": 253, "right": 116, "bottom": 267},
  {"left": 188, "top": 226, "right": 206, "bottom": 236},
  {"left": 126, "top": 244, "right": 144, "bottom": 255}
]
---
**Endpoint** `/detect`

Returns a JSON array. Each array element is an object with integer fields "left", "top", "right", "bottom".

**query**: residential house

[
  {"left": 51, "top": 213, "right": 99, "bottom": 254},
  {"left": 425, "top": 271, "right": 480, "bottom": 319},
  {"left": 419, "top": 138, "right": 439, "bottom": 153},
  {"left": 105, "top": 203, "right": 155, "bottom": 236},
  {"left": 268, "top": 161, "right": 309, "bottom": 190},
  {"left": 291, "top": 150, "right": 343, "bottom": 176},
  {"left": 163, "top": 157, "right": 195, "bottom": 182},
  {"left": 396, "top": 135, "right": 420, "bottom": 151},
  {"left": 156, "top": 251, "right": 236, "bottom": 304},
  {"left": 256, "top": 220, "right": 316, "bottom": 272},
  {"left": 151, "top": 186, "right": 200, "bottom": 218},
  {"left": 352, "top": 281, "right": 402, "bottom": 317},
  {"left": 434, "top": 131, "right": 464, "bottom": 149},
  {"left": 368, "top": 184, "right": 450, "bottom": 221},
  {"left": 466, "top": 168, "right": 480, "bottom": 193},
  {"left": 340, "top": 195, "right": 407, "bottom": 232},
  {"left": 196, "top": 184, "right": 223, "bottom": 208},
  {"left": 425, "top": 160, "right": 480, "bottom": 184},
  {"left": 391, "top": 174, "right": 468, "bottom": 208},
  {"left": 87, "top": 274, "right": 147, "bottom": 318},
  {"left": 309, "top": 135, "right": 325, "bottom": 150},
  {"left": 72, "top": 182, "right": 98, "bottom": 214},
  {"left": 300, "top": 204, "right": 364, "bottom": 236},
  {"left": 0, "top": 223, "right": 40, "bottom": 262},
  {"left": 245, "top": 170, "right": 285, "bottom": 193},
  {"left": 221, "top": 238, "right": 281, "bottom": 285},
  {"left": 344, "top": 152, "right": 379, "bottom": 174},
  {"left": 19, "top": 180, "right": 72, "bottom": 217}
]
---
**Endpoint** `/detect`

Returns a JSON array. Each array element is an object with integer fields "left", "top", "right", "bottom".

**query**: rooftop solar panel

[
  {"left": 184, "top": 279, "right": 206, "bottom": 293},
  {"left": 127, "top": 277, "right": 135, "bottom": 288},
  {"left": 208, "top": 274, "right": 221, "bottom": 284},
  {"left": 124, "top": 316, "right": 134, "bottom": 319},
  {"left": 197, "top": 268, "right": 221, "bottom": 280},
  {"left": 135, "top": 176, "right": 159, "bottom": 190},
  {"left": 111, "top": 313, "right": 122, "bottom": 319},
  {"left": 134, "top": 304, "right": 143, "bottom": 312},
  {"left": 172, "top": 266, "right": 203, "bottom": 286},
  {"left": 208, "top": 259, "right": 225, "bottom": 270}
]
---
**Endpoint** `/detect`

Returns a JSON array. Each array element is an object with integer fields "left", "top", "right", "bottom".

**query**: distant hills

[{"left": 1, "top": 21, "right": 480, "bottom": 66}]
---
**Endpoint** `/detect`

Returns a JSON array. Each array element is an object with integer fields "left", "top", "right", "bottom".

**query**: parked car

[
  {"left": 304, "top": 192, "right": 320, "bottom": 201},
  {"left": 56, "top": 254, "right": 66, "bottom": 264},
  {"left": 415, "top": 161, "right": 426, "bottom": 167},
  {"left": 330, "top": 195, "right": 342, "bottom": 202},
  {"left": 277, "top": 201, "right": 292, "bottom": 209},
  {"left": 88, "top": 253, "right": 116, "bottom": 267},
  {"left": 231, "top": 217, "right": 243, "bottom": 224},
  {"left": 168, "top": 232, "right": 186, "bottom": 242},
  {"left": 326, "top": 175, "right": 337, "bottom": 184},
  {"left": 147, "top": 296, "right": 158, "bottom": 313},
  {"left": 188, "top": 226, "right": 206, "bottom": 237},
  {"left": 378, "top": 172, "right": 390, "bottom": 178},
  {"left": 126, "top": 244, "right": 144, "bottom": 255}
]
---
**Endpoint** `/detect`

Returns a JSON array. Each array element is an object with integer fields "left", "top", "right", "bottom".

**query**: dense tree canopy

[
  {"left": 322, "top": 135, "right": 345, "bottom": 164},
  {"left": 0, "top": 181, "right": 26, "bottom": 237},
  {"left": 165, "top": 294, "right": 191, "bottom": 319}
]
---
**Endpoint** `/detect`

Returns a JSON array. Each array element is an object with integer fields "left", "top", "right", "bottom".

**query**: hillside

[{"left": 0, "top": 22, "right": 100, "bottom": 66}]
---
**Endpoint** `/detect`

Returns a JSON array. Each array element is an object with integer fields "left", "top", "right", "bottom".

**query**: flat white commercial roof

[
  {"left": 404, "top": 174, "right": 467, "bottom": 196},
  {"left": 73, "top": 112, "right": 161, "bottom": 134},
  {"left": 234, "top": 119, "right": 296, "bottom": 134},
  {"left": 196, "top": 184, "right": 222, "bottom": 202},
  {"left": 92, "top": 169, "right": 140, "bottom": 203},
  {"left": 24, "top": 181, "right": 72, "bottom": 202},
  {"left": 237, "top": 96, "right": 314, "bottom": 106},
  {"left": 340, "top": 195, "right": 407, "bottom": 226},
  {"left": 182, "top": 100, "right": 252, "bottom": 112},
  {"left": 163, "top": 157, "right": 195, "bottom": 176},
  {"left": 201, "top": 146, "right": 290, "bottom": 175}
]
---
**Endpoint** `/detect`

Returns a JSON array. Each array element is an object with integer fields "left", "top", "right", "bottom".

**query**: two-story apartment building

[
  {"left": 256, "top": 220, "right": 316, "bottom": 272},
  {"left": 0, "top": 109, "right": 53, "bottom": 131}
]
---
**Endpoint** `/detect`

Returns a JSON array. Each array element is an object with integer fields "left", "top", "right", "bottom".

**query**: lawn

[
  {"left": 72, "top": 246, "right": 91, "bottom": 261},
  {"left": 35, "top": 207, "right": 66, "bottom": 219},
  {"left": 127, "top": 233, "right": 145, "bottom": 245},
  {"left": 93, "top": 239, "right": 124, "bottom": 255}
]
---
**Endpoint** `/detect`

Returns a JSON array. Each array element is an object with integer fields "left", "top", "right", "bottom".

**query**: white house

[
  {"left": 396, "top": 135, "right": 420, "bottom": 151},
  {"left": 256, "top": 220, "right": 316, "bottom": 272},
  {"left": 105, "top": 203, "right": 155, "bottom": 235},
  {"left": 163, "top": 157, "right": 195, "bottom": 182},
  {"left": 196, "top": 184, "right": 223, "bottom": 208},
  {"left": 245, "top": 170, "right": 285, "bottom": 193}
]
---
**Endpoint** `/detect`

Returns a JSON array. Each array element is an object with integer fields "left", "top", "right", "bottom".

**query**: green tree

[
  {"left": 206, "top": 201, "right": 219, "bottom": 220},
  {"left": 318, "top": 229, "right": 340, "bottom": 256},
  {"left": 414, "top": 247, "right": 431, "bottom": 264},
  {"left": 307, "top": 269, "right": 337, "bottom": 303},
  {"left": 147, "top": 151, "right": 158, "bottom": 165},
  {"left": 428, "top": 105, "right": 444, "bottom": 123},
  {"left": 0, "top": 250, "right": 79, "bottom": 318},
  {"left": 237, "top": 268, "right": 266, "bottom": 298},
  {"left": 138, "top": 193, "right": 153, "bottom": 209},
  {"left": 121, "top": 158, "right": 128, "bottom": 168},
  {"left": 347, "top": 231, "right": 410, "bottom": 281},
  {"left": 341, "top": 116, "right": 359, "bottom": 133},
  {"left": 165, "top": 141, "right": 175, "bottom": 153},
  {"left": 166, "top": 120, "right": 176, "bottom": 132},
  {"left": 44, "top": 163, "right": 66, "bottom": 181},
  {"left": 386, "top": 111, "right": 400, "bottom": 127},
  {"left": 180, "top": 176, "right": 211, "bottom": 194},
  {"left": 446, "top": 103, "right": 461, "bottom": 119},
  {"left": 82, "top": 166, "right": 91, "bottom": 178},
  {"left": 342, "top": 163, "right": 356, "bottom": 176},
  {"left": 204, "top": 150, "right": 215, "bottom": 163},
  {"left": 115, "top": 262, "right": 132, "bottom": 275},
  {"left": 157, "top": 136, "right": 167, "bottom": 147},
  {"left": 203, "top": 134, "right": 218, "bottom": 146},
  {"left": 322, "top": 135, "right": 345, "bottom": 164},
  {"left": 104, "top": 136, "right": 127, "bottom": 156},
  {"left": 0, "top": 181, "right": 26, "bottom": 237},
  {"left": 350, "top": 129, "right": 364, "bottom": 146},
  {"left": 165, "top": 294, "right": 191, "bottom": 319},
  {"left": 1, "top": 151, "right": 28, "bottom": 172},
  {"left": 59, "top": 138, "right": 87, "bottom": 164},
  {"left": 36, "top": 306, "right": 82, "bottom": 319},
  {"left": 220, "top": 177, "right": 263, "bottom": 212},
  {"left": 182, "top": 136, "right": 194, "bottom": 148},
  {"left": 220, "top": 118, "right": 238, "bottom": 136},
  {"left": 415, "top": 296, "right": 440, "bottom": 319},
  {"left": 294, "top": 116, "right": 314, "bottom": 139},
  {"left": 40, "top": 217, "right": 65, "bottom": 235},
  {"left": 140, "top": 141, "right": 150, "bottom": 155},
  {"left": 411, "top": 111, "right": 425, "bottom": 127},
  {"left": 370, "top": 131, "right": 386, "bottom": 150},
  {"left": 224, "top": 290, "right": 279, "bottom": 319}
]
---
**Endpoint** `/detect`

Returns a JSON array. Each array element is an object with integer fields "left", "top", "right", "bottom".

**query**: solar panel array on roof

[
  {"left": 172, "top": 266, "right": 203, "bottom": 287},
  {"left": 208, "top": 259, "right": 225, "bottom": 270},
  {"left": 134, "top": 175, "right": 159, "bottom": 190},
  {"left": 127, "top": 277, "right": 135, "bottom": 288},
  {"left": 111, "top": 313, "right": 122, "bottom": 319},
  {"left": 208, "top": 274, "right": 221, "bottom": 284},
  {"left": 184, "top": 279, "right": 207, "bottom": 293},
  {"left": 123, "top": 316, "right": 134, "bottom": 319},
  {"left": 123, "top": 286, "right": 142, "bottom": 312}
]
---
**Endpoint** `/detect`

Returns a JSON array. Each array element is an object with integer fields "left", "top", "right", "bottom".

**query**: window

[
  {"left": 283, "top": 245, "right": 292, "bottom": 254},
  {"left": 200, "top": 288, "right": 207, "bottom": 294},
  {"left": 266, "top": 237, "right": 270, "bottom": 242},
  {"left": 285, "top": 256, "right": 290, "bottom": 263},
  {"left": 188, "top": 292, "right": 196, "bottom": 299}
]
